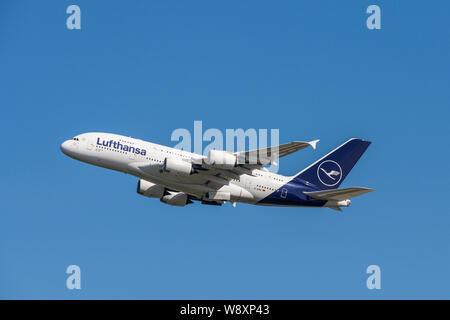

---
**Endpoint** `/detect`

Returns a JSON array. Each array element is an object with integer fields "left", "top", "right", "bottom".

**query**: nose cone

[{"left": 60, "top": 140, "right": 72, "bottom": 156}]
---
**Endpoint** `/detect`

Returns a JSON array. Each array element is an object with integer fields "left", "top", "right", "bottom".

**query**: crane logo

[{"left": 317, "top": 160, "right": 342, "bottom": 187}]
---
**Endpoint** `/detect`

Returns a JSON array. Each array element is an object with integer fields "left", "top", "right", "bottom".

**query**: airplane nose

[{"left": 60, "top": 140, "right": 71, "bottom": 155}]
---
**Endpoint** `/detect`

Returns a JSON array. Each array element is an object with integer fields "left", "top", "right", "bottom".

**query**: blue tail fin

[{"left": 294, "top": 138, "right": 371, "bottom": 190}]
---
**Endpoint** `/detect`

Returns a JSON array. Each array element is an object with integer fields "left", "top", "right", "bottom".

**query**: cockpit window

[{"left": 72, "top": 137, "right": 80, "bottom": 141}]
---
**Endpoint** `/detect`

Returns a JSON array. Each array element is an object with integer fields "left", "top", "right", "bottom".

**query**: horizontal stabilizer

[{"left": 304, "top": 187, "right": 374, "bottom": 201}]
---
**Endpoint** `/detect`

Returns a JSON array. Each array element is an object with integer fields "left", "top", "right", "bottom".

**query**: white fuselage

[{"left": 61, "top": 132, "right": 292, "bottom": 205}]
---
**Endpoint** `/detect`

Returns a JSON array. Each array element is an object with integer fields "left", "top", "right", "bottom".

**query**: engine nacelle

[
  {"left": 160, "top": 191, "right": 191, "bottom": 207},
  {"left": 137, "top": 179, "right": 165, "bottom": 198},
  {"left": 206, "top": 150, "right": 236, "bottom": 169},
  {"left": 163, "top": 158, "right": 193, "bottom": 175}
]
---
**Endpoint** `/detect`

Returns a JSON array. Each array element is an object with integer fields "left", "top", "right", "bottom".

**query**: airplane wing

[
  {"left": 303, "top": 187, "right": 374, "bottom": 201},
  {"left": 234, "top": 140, "right": 319, "bottom": 166}
]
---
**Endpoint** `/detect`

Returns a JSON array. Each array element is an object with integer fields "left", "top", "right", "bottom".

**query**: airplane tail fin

[{"left": 293, "top": 138, "right": 371, "bottom": 190}]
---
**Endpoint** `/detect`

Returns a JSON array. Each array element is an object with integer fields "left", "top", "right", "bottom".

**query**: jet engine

[
  {"left": 163, "top": 158, "right": 193, "bottom": 175},
  {"left": 206, "top": 150, "right": 236, "bottom": 169},
  {"left": 160, "top": 191, "right": 192, "bottom": 207},
  {"left": 137, "top": 179, "right": 165, "bottom": 198}
]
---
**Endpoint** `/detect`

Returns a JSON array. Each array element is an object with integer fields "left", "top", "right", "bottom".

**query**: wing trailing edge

[{"left": 234, "top": 139, "right": 319, "bottom": 166}]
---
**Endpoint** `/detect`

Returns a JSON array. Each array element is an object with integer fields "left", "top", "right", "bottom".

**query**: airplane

[{"left": 60, "top": 132, "right": 373, "bottom": 211}]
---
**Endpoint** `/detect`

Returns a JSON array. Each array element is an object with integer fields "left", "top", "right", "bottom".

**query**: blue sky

[{"left": 1, "top": 0, "right": 449, "bottom": 299}]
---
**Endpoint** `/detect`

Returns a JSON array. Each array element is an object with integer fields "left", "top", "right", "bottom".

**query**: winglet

[{"left": 308, "top": 139, "right": 319, "bottom": 150}]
